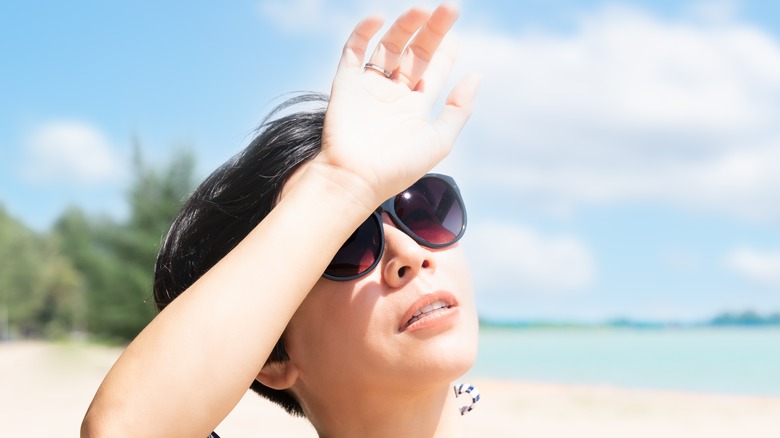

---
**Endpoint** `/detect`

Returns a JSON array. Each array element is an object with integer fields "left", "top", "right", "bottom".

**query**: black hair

[{"left": 153, "top": 93, "right": 329, "bottom": 417}]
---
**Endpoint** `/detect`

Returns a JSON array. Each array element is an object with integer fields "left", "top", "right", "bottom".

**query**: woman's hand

[{"left": 312, "top": 4, "right": 480, "bottom": 207}]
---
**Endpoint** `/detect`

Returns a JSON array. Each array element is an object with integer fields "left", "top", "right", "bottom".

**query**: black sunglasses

[{"left": 324, "top": 173, "right": 467, "bottom": 281}]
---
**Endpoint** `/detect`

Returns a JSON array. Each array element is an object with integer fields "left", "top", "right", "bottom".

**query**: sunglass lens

[
  {"left": 394, "top": 177, "right": 464, "bottom": 245},
  {"left": 324, "top": 214, "right": 382, "bottom": 278}
]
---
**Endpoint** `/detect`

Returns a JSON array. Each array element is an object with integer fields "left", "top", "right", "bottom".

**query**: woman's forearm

[{"left": 82, "top": 167, "right": 375, "bottom": 438}]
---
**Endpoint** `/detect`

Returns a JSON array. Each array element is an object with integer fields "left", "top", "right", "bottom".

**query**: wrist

[{"left": 297, "top": 158, "right": 384, "bottom": 213}]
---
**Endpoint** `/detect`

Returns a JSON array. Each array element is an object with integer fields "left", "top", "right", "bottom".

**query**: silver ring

[{"left": 363, "top": 62, "right": 392, "bottom": 78}]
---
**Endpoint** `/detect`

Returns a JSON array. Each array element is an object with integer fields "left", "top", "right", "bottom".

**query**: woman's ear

[{"left": 256, "top": 360, "right": 299, "bottom": 390}]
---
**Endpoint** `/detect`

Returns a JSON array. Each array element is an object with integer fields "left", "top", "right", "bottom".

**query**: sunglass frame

[{"left": 322, "top": 173, "right": 467, "bottom": 281}]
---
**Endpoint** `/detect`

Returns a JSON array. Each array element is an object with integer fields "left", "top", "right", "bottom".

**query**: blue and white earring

[{"left": 453, "top": 383, "right": 480, "bottom": 415}]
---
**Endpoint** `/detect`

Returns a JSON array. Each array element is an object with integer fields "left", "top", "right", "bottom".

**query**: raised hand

[{"left": 312, "top": 4, "right": 480, "bottom": 206}]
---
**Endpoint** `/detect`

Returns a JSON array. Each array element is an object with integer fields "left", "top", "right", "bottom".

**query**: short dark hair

[{"left": 153, "top": 93, "right": 329, "bottom": 417}]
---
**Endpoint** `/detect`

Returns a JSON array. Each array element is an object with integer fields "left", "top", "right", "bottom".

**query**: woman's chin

[{"left": 396, "top": 327, "right": 479, "bottom": 385}]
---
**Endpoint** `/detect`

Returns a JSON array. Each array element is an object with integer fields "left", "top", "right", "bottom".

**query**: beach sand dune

[{"left": 2, "top": 342, "right": 779, "bottom": 437}]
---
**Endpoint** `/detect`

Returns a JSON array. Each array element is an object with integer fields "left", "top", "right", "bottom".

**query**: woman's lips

[{"left": 399, "top": 291, "right": 459, "bottom": 332}]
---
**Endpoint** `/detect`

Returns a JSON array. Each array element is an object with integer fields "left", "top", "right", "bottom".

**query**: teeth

[
  {"left": 407, "top": 300, "right": 450, "bottom": 326},
  {"left": 412, "top": 300, "right": 449, "bottom": 317}
]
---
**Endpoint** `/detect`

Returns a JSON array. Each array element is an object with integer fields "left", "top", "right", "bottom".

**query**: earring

[{"left": 453, "top": 383, "right": 481, "bottom": 415}]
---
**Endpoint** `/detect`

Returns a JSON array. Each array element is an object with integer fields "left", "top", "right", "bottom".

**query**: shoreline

[{"left": 3, "top": 341, "right": 779, "bottom": 437}]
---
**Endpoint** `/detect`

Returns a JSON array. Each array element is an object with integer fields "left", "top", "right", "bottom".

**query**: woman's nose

[{"left": 380, "top": 216, "right": 435, "bottom": 288}]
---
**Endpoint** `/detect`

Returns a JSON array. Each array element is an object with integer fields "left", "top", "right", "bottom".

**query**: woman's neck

[{"left": 303, "top": 382, "right": 466, "bottom": 438}]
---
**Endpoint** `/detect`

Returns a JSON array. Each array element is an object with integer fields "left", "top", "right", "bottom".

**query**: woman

[{"left": 82, "top": 4, "right": 481, "bottom": 437}]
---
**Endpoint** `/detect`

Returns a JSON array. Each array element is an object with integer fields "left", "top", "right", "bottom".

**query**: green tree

[
  {"left": 54, "top": 148, "right": 198, "bottom": 341},
  {"left": 0, "top": 206, "right": 84, "bottom": 339},
  {"left": 53, "top": 207, "right": 115, "bottom": 337}
]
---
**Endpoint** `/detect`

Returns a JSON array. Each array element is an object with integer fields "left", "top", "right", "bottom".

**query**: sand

[{"left": 2, "top": 341, "right": 779, "bottom": 437}]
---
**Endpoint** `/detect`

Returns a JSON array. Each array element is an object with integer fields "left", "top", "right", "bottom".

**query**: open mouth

[
  {"left": 399, "top": 292, "right": 459, "bottom": 332},
  {"left": 404, "top": 300, "right": 451, "bottom": 328}
]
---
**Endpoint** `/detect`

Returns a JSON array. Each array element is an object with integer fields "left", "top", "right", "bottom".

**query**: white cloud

[
  {"left": 726, "top": 247, "right": 780, "bottom": 286},
  {"left": 465, "top": 221, "right": 595, "bottom": 297},
  {"left": 22, "top": 120, "right": 124, "bottom": 185},
  {"left": 455, "top": 5, "right": 780, "bottom": 220}
]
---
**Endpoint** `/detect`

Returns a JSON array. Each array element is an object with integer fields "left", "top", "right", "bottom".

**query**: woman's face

[{"left": 282, "top": 193, "right": 479, "bottom": 400}]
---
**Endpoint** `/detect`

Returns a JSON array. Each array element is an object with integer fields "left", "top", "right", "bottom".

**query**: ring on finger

[{"left": 363, "top": 63, "right": 392, "bottom": 78}]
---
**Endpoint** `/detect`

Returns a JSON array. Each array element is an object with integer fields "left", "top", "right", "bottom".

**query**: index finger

[{"left": 337, "top": 16, "right": 385, "bottom": 71}]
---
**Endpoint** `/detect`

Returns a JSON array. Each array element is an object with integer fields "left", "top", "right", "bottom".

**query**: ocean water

[{"left": 468, "top": 327, "right": 780, "bottom": 396}]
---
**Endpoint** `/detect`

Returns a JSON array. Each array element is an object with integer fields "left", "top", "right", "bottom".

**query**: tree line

[
  {"left": 710, "top": 311, "right": 780, "bottom": 326},
  {"left": 0, "top": 149, "right": 197, "bottom": 342}
]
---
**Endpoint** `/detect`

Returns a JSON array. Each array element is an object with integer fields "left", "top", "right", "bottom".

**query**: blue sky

[{"left": 2, "top": 0, "right": 780, "bottom": 322}]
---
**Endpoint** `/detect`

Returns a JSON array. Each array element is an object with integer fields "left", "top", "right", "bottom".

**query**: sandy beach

[{"left": 2, "top": 341, "right": 779, "bottom": 437}]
